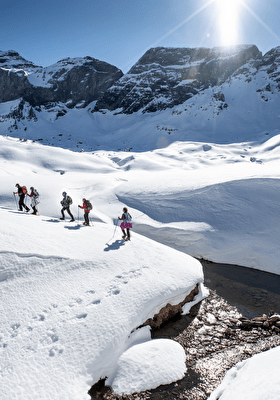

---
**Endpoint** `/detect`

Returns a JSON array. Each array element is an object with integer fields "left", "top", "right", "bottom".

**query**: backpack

[
  {"left": 85, "top": 200, "right": 92, "bottom": 210},
  {"left": 34, "top": 189, "right": 39, "bottom": 198},
  {"left": 125, "top": 213, "right": 132, "bottom": 222},
  {"left": 22, "top": 186, "right": 27, "bottom": 194},
  {"left": 67, "top": 196, "right": 73, "bottom": 205}
]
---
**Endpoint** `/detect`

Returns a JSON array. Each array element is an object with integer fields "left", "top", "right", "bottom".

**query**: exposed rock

[
  {"left": 0, "top": 68, "right": 33, "bottom": 103},
  {"left": 237, "top": 313, "right": 280, "bottom": 330},
  {"left": 2, "top": 45, "right": 280, "bottom": 121},
  {"left": 94, "top": 45, "right": 262, "bottom": 114},
  {"left": 88, "top": 284, "right": 200, "bottom": 399},
  {"left": 94, "top": 290, "right": 280, "bottom": 400},
  {"left": 0, "top": 51, "right": 123, "bottom": 107},
  {"left": 140, "top": 284, "right": 199, "bottom": 331},
  {"left": 0, "top": 50, "right": 40, "bottom": 70}
]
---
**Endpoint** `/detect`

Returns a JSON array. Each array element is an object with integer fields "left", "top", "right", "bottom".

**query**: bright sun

[{"left": 216, "top": 0, "right": 241, "bottom": 46}]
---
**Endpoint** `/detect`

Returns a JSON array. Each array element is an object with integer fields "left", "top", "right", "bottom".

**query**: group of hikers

[
  {"left": 13, "top": 183, "right": 39, "bottom": 215},
  {"left": 13, "top": 184, "right": 132, "bottom": 240}
]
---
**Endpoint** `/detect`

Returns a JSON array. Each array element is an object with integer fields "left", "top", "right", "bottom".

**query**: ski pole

[
  {"left": 78, "top": 206, "right": 80, "bottom": 223},
  {"left": 106, "top": 219, "right": 119, "bottom": 244},
  {"left": 90, "top": 215, "right": 94, "bottom": 226},
  {"left": 112, "top": 218, "right": 119, "bottom": 240}
]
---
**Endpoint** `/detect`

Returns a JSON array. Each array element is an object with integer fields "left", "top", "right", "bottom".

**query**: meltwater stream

[
  {"left": 134, "top": 224, "right": 280, "bottom": 318},
  {"left": 201, "top": 260, "right": 280, "bottom": 318}
]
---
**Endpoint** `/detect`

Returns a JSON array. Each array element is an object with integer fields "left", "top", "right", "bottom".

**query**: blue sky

[{"left": 1, "top": 0, "right": 280, "bottom": 72}]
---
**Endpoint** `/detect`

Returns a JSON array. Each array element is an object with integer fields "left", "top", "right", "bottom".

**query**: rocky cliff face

[
  {"left": 0, "top": 51, "right": 123, "bottom": 108},
  {"left": 93, "top": 45, "right": 262, "bottom": 114},
  {"left": 254, "top": 46, "right": 280, "bottom": 95},
  {"left": 0, "top": 51, "right": 38, "bottom": 104},
  {"left": 2, "top": 45, "right": 280, "bottom": 123}
]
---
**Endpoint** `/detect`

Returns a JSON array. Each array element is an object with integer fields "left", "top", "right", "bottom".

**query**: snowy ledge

[
  {"left": 0, "top": 208, "right": 206, "bottom": 400},
  {"left": 139, "top": 283, "right": 200, "bottom": 331},
  {"left": 89, "top": 282, "right": 208, "bottom": 397}
]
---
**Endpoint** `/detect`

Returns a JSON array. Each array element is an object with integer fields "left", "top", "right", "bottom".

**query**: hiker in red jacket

[
  {"left": 78, "top": 198, "right": 92, "bottom": 226},
  {"left": 13, "top": 183, "right": 30, "bottom": 212}
]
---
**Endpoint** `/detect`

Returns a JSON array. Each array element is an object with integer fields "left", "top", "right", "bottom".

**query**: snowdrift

[
  {"left": 208, "top": 346, "right": 280, "bottom": 400},
  {"left": 0, "top": 207, "right": 206, "bottom": 400},
  {"left": 1, "top": 135, "right": 280, "bottom": 274},
  {"left": 1, "top": 127, "right": 280, "bottom": 398}
]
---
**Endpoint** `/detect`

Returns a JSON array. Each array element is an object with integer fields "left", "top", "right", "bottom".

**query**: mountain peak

[
  {"left": 94, "top": 44, "right": 262, "bottom": 114},
  {"left": 0, "top": 50, "right": 41, "bottom": 71}
]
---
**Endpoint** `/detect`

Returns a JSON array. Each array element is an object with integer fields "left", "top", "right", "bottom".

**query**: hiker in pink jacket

[{"left": 118, "top": 207, "right": 132, "bottom": 241}]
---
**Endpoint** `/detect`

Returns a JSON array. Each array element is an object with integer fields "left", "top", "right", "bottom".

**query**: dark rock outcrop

[
  {"left": 0, "top": 51, "right": 123, "bottom": 108},
  {"left": 94, "top": 45, "right": 262, "bottom": 114},
  {"left": 92, "top": 291, "right": 280, "bottom": 400},
  {"left": 3, "top": 45, "right": 280, "bottom": 119},
  {"left": 0, "top": 67, "right": 32, "bottom": 103},
  {"left": 140, "top": 283, "right": 199, "bottom": 331}
]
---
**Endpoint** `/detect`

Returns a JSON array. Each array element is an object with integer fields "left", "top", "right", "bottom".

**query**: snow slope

[
  {"left": 0, "top": 206, "right": 205, "bottom": 400},
  {"left": 1, "top": 114, "right": 280, "bottom": 398},
  {"left": 1, "top": 58, "right": 280, "bottom": 152},
  {"left": 208, "top": 346, "right": 280, "bottom": 400},
  {"left": 1, "top": 133, "right": 279, "bottom": 273}
]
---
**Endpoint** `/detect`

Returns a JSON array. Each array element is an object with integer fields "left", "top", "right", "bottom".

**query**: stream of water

[{"left": 134, "top": 224, "right": 280, "bottom": 318}]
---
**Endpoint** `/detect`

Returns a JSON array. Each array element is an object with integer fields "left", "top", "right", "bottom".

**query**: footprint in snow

[
  {"left": 86, "top": 290, "right": 95, "bottom": 294},
  {"left": 69, "top": 297, "right": 83, "bottom": 307},
  {"left": 49, "top": 346, "right": 64, "bottom": 357},
  {"left": 74, "top": 313, "right": 88, "bottom": 321},
  {"left": 10, "top": 323, "right": 20, "bottom": 337},
  {"left": 90, "top": 299, "right": 101, "bottom": 305}
]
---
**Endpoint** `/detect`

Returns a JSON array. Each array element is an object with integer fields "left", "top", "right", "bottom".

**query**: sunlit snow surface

[
  {"left": 108, "top": 338, "right": 187, "bottom": 395},
  {"left": 208, "top": 346, "right": 280, "bottom": 400},
  {"left": 0, "top": 207, "right": 205, "bottom": 399},
  {"left": 0, "top": 132, "right": 280, "bottom": 399},
  {"left": 1, "top": 134, "right": 280, "bottom": 273},
  {"left": 0, "top": 136, "right": 207, "bottom": 399}
]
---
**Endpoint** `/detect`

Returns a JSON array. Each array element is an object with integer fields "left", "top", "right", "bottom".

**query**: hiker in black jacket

[
  {"left": 13, "top": 183, "right": 30, "bottom": 212},
  {"left": 60, "top": 192, "right": 75, "bottom": 221}
]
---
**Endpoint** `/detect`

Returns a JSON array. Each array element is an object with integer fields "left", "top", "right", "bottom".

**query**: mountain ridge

[
  {"left": 94, "top": 44, "right": 262, "bottom": 113},
  {"left": 0, "top": 44, "right": 263, "bottom": 112},
  {"left": 1, "top": 44, "right": 280, "bottom": 152},
  {"left": 0, "top": 51, "right": 123, "bottom": 107}
]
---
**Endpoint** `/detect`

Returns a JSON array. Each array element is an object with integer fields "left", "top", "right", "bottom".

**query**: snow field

[
  {"left": 208, "top": 346, "right": 280, "bottom": 400},
  {"left": 108, "top": 338, "right": 187, "bottom": 395},
  {"left": 0, "top": 207, "right": 205, "bottom": 400},
  {"left": 1, "top": 50, "right": 280, "bottom": 399},
  {"left": 3, "top": 62, "right": 280, "bottom": 153},
  {"left": 1, "top": 123, "right": 280, "bottom": 399},
  {"left": 1, "top": 133, "right": 280, "bottom": 272}
]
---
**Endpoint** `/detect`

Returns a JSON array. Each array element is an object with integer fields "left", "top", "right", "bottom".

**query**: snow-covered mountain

[
  {"left": 0, "top": 45, "right": 263, "bottom": 114},
  {"left": 1, "top": 45, "right": 280, "bottom": 400},
  {"left": 0, "top": 130, "right": 280, "bottom": 400},
  {"left": 94, "top": 44, "right": 261, "bottom": 113},
  {"left": 1, "top": 44, "right": 280, "bottom": 151},
  {"left": 0, "top": 50, "right": 123, "bottom": 108}
]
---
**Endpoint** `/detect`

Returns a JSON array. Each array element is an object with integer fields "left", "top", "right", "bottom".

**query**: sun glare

[{"left": 216, "top": 0, "right": 240, "bottom": 46}]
